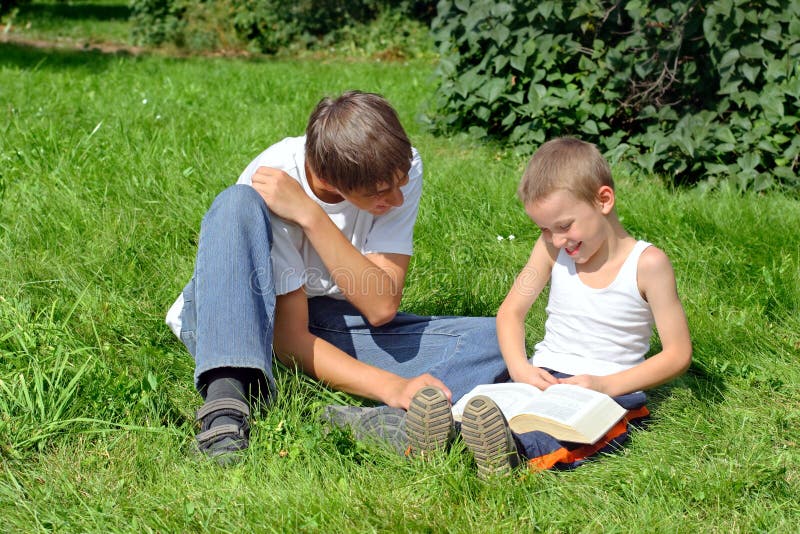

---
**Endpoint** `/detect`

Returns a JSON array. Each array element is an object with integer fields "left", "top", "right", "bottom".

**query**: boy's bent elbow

[
  {"left": 365, "top": 307, "right": 397, "bottom": 327},
  {"left": 364, "top": 300, "right": 400, "bottom": 327},
  {"left": 679, "top": 347, "right": 693, "bottom": 375},
  {"left": 670, "top": 344, "right": 693, "bottom": 379}
]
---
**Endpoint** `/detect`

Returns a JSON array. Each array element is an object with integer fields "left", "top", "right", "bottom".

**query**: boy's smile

[
  {"left": 565, "top": 242, "right": 582, "bottom": 256},
  {"left": 525, "top": 189, "right": 614, "bottom": 266}
]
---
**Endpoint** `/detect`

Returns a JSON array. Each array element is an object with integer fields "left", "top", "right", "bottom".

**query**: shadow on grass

[
  {"left": 0, "top": 41, "right": 137, "bottom": 71},
  {"left": 16, "top": 2, "right": 131, "bottom": 21},
  {"left": 643, "top": 338, "right": 728, "bottom": 415}
]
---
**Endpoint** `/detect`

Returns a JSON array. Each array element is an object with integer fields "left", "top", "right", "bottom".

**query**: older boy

[
  {"left": 166, "top": 91, "right": 506, "bottom": 462},
  {"left": 456, "top": 137, "right": 692, "bottom": 477}
]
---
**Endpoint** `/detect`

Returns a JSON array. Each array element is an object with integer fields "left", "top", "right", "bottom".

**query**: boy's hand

[
  {"left": 251, "top": 166, "right": 317, "bottom": 227},
  {"left": 383, "top": 374, "right": 452, "bottom": 410},
  {"left": 558, "top": 374, "right": 608, "bottom": 394},
  {"left": 512, "top": 364, "right": 559, "bottom": 390}
]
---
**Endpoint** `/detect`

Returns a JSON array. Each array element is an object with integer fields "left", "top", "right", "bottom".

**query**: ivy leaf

[
  {"left": 455, "top": 0, "right": 472, "bottom": 13},
  {"left": 706, "top": 163, "right": 731, "bottom": 175},
  {"left": 715, "top": 127, "right": 736, "bottom": 145},
  {"left": 478, "top": 78, "right": 506, "bottom": 104},
  {"left": 761, "top": 23, "right": 782, "bottom": 44},
  {"left": 753, "top": 173, "right": 774, "bottom": 191},
  {"left": 491, "top": 24, "right": 511, "bottom": 45},
  {"left": 740, "top": 64, "right": 760, "bottom": 84},
  {"left": 537, "top": 1, "right": 554, "bottom": 19},
  {"left": 674, "top": 135, "right": 695, "bottom": 158},
  {"left": 740, "top": 42, "right": 765, "bottom": 60},
  {"left": 510, "top": 54, "right": 527, "bottom": 71},
  {"left": 737, "top": 152, "right": 761, "bottom": 173},
  {"left": 583, "top": 119, "right": 599, "bottom": 135},
  {"left": 719, "top": 49, "right": 740, "bottom": 69},
  {"left": 761, "top": 97, "right": 785, "bottom": 122},
  {"left": 637, "top": 152, "right": 657, "bottom": 173},
  {"left": 491, "top": 2, "right": 514, "bottom": 17}
]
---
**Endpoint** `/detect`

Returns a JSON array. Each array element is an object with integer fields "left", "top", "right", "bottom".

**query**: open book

[{"left": 452, "top": 383, "right": 627, "bottom": 444}]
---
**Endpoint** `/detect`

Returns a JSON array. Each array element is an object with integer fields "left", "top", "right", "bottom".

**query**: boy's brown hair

[
  {"left": 517, "top": 137, "right": 613, "bottom": 205},
  {"left": 305, "top": 90, "right": 412, "bottom": 193}
]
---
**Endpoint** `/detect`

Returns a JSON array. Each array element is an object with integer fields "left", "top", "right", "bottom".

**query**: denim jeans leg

[
  {"left": 180, "top": 185, "right": 277, "bottom": 394},
  {"left": 307, "top": 297, "right": 507, "bottom": 403}
]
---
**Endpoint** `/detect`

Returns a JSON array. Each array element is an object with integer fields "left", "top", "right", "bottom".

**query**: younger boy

[
  {"left": 459, "top": 137, "right": 692, "bottom": 477},
  {"left": 166, "top": 91, "right": 507, "bottom": 463}
]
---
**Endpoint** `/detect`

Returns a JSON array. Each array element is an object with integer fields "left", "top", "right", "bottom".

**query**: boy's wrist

[
  {"left": 296, "top": 202, "right": 326, "bottom": 231},
  {"left": 507, "top": 359, "right": 532, "bottom": 382}
]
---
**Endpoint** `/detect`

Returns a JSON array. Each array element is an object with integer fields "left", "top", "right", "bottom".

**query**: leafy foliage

[
  {"left": 130, "top": 0, "right": 437, "bottom": 55},
  {"left": 0, "top": 0, "right": 29, "bottom": 16},
  {"left": 428, "top": 0, "right": 800, "bottom": 191}
]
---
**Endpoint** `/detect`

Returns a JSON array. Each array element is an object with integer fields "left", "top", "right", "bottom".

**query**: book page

[
  {"left": 508, "top": 384, "right": 627, "bottom": 443},
  {"left": 534, "top": 384, "right": 605, "bottom": 425},
  {"left": 451, "top": 383, "right": 543, "bottom": 421},
  {"left": 453, "top": 383, "right": 611, "bottom": 426}
]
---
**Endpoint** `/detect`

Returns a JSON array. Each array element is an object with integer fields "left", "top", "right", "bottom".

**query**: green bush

[
  {"left": 1, "top": 0, "right": 29, "bottom": 16},
  {"left": 428, "top": 0, "right": 800, "bottom": 191},
  {"left": 130, "top": 0, "right": 436, "bottom": 55}
]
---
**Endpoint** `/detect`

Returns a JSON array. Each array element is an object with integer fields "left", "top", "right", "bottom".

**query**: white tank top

[{"left": 530, "top": 240, "right": 655, "bottom": 376}]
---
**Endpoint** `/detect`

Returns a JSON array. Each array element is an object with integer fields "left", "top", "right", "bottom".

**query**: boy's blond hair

[{"left": 517, "top": 137, "right": 613, "bottom": 205}]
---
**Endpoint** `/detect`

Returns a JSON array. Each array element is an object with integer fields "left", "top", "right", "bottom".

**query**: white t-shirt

[{"left": 165, "top": 136, "right": 423, "bottom": 337}]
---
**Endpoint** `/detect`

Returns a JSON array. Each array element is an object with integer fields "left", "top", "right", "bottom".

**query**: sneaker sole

[
  {"left": 406, "top": 386, "right": 453, "bottom": 457},
  {"left": 460, "top": 395, "right": 519, "bottom": 478}
]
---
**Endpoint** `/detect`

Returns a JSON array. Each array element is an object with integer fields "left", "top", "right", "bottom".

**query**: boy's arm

[
  {"left": 496, "top": 236, "right": 560, "bottom": 390},
  {"left": 252, "top": 168, "right": 407, "bottom": 326},
  {"left": 561, "top": 247, "right": 692, "bottom": 396},
  {"left": 273, "top": 288, "right": 449, "bottom": 408}
]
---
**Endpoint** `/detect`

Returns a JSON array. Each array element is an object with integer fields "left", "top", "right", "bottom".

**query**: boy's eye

[{"left": 559, "top": 223, "right": 572, "bottom": 231}]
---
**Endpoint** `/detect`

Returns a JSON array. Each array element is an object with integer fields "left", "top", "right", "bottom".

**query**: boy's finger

[{"left": 540, "top": 370, "right": 559, "bottom": 384}]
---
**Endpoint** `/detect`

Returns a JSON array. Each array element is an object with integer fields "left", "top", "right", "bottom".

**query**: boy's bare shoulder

[{"left": 638, "top": 245, "right": 676, "bottom": 278}]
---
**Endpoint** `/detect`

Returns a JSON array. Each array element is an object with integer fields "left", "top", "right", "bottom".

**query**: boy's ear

[
  {"left": 596, "top": 185, "right": 615, "bottom": 214},
  {"left": 309, "top": 169, "right": 342, "bottom": 194},
  {"left": 316, "top": 177, "right": 339, "bottom": 193}
]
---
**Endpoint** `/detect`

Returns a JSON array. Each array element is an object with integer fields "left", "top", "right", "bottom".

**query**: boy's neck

[{"left": 579, "top": 214, "right": 635, "bottom": 275}]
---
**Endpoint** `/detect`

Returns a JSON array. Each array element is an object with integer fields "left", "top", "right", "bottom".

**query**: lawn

[
  {"left": 2, "top": 0, "right": 132, "bottom": 47},
  {"left": 1, "top": 25, "right": 799, "bottom": 534}
]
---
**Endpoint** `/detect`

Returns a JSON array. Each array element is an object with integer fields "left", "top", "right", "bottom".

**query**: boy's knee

[
  {"left": 214, "top": 184, "right": 263, "bottom": 210},
  {"left": 208, "top": 185, "right": 269, "bottom": 224}
]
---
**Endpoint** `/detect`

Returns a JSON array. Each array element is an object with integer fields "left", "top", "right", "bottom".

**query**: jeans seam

[{"left": 309, "top": 325, "right": 462, "bottom": 337}]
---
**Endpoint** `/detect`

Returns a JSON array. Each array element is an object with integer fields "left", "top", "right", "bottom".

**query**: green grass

[
  {"left": 2, "top": 0, "right": 132, "bottom": 46},
  {"left": 1, "top": 39, "right": 799, "bottom": 532}
]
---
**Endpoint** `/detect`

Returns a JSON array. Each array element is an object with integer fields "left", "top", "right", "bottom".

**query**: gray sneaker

[
  {"left": 406, "top": 386, "right": 455, "bottom": 457},
  {"left": 460, "top": 395, "right": 521, "bottom": 479},
  {"left": 321, "top": 405, "right": 409, "bottom": 455}
]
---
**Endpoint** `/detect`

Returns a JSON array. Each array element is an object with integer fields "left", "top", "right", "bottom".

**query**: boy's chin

[{"left": 368, "top": 206, "right": 392, "bottom": 216}]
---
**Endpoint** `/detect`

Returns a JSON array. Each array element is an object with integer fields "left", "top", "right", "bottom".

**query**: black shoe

[{"left": 194, "top": 398, "right": 250, "bottom": 466}]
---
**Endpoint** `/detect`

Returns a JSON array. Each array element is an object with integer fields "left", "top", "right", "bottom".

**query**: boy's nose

[{"left": 552, "top": 235, "right": 567, "bottom": 248}]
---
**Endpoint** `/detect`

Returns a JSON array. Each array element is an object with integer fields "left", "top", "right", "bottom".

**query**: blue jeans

[{"left": 178, "top": 185, "right": 508, "bottom": 403}]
